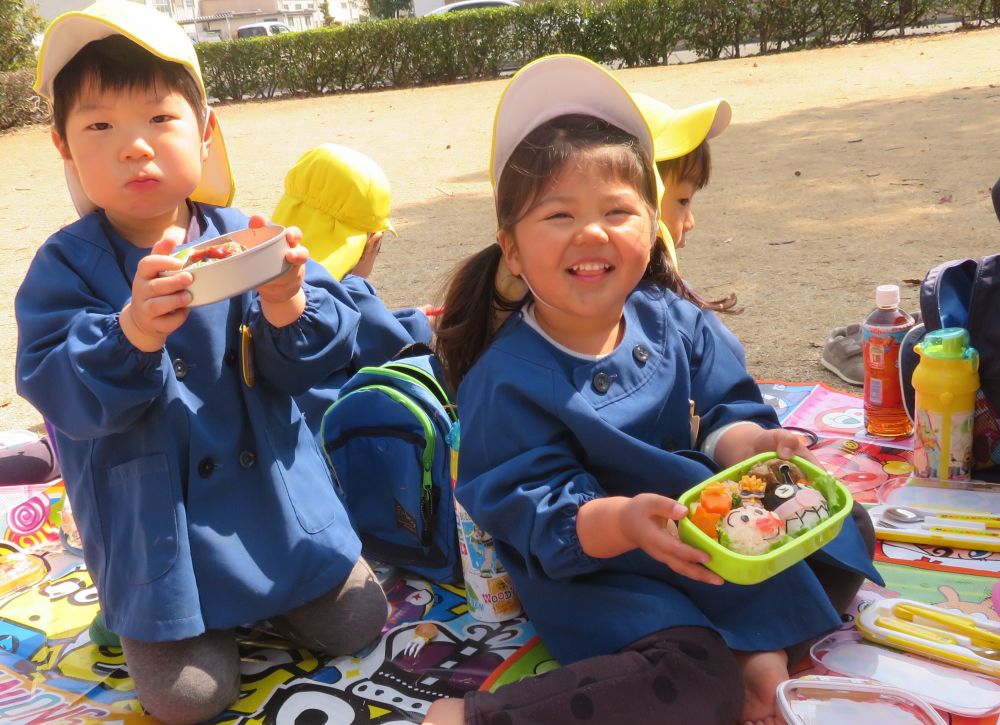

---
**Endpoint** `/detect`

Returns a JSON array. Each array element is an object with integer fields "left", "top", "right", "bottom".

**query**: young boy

[
  {"left": 17, "top": 3, "right": 387, "bottom": 722},
  {"left": 633, "top": 92, "right": 746, "bottom": 364},
  {"left": 272, "top": 143, "right": 433, "bottom": 433}
]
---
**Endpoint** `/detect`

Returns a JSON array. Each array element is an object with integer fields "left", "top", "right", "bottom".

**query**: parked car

[
  {"left": 188, "top": 31, "right": 223, "bottom": 44},
  {"left": 236, "top": 22, "right": 293, "bottom": 39},
  {"left": 426, "top": 0, "right": 519, "bottom": 15}
]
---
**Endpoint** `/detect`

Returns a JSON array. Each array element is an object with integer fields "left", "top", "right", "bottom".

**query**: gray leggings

[
  {"left": 464, "top": 502, "right": 876, "bottom": 725},
  {"left": 121, "top": 556, "right": 388, "bottom": 725}
]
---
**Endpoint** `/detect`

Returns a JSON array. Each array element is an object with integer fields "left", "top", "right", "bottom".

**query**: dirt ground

[{"left": 3, "top": 28, "right": 1000, "bottom": 434}]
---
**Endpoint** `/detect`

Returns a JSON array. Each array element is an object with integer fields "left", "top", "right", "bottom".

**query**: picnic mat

[{"left": 0, "top": 381, "right": 995, "bottom": 724}]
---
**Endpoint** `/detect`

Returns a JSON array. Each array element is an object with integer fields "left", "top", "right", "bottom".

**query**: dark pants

[{"left": 464, "top": 502, "right": 875, "bottom": 725}]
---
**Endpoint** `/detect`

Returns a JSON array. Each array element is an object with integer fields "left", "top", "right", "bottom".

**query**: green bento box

[{"left": 676, "top": 452, "right": 853, "bottom": 585}]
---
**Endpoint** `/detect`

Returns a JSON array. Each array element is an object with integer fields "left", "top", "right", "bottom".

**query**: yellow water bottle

[{"left": 911, "top": 327, "right": 980, "bottom": 481}]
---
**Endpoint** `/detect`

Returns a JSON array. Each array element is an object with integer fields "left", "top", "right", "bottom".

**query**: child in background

[
  {"left": 272, "top": 143, "right": 433, "bottom": 434},
  {"left": 633, "top": 91, "right": 747, "bottom": 365},
  {"left": 16, "top": 3, "right": 387, "bottom": 722},
  {"left": 427, "top": 55, "right": 880, "bottom": 725}
]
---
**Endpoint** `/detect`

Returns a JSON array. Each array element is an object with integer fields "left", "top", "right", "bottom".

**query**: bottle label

[
  {"left": 913, "top": 408, "right": 974, "bottom": 480},
  {"left": 863, "top": 327, "right": 907, "bottom": 407}
]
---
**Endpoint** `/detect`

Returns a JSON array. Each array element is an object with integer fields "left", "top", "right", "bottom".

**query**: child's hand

[
  {"left": 250, "top": 215, "right": 308, "bottom": 327},
  {"left": 620, "top": 493, "right": 724, "bottom": 585},
  {"left": 121, "top": 238, "right": 192, "bottom": 352},
  {"left": 752, "top": 427, "right": 819, "bottom": 465},
  {"left": 348, "top": 231, "right": 383, "bottom": 279}
]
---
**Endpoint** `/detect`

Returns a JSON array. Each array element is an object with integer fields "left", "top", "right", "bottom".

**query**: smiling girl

[{"left": 427, "top": 55, "right": 880, "bottom": 725}]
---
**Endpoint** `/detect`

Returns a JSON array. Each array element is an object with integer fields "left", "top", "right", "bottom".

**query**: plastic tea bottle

[
  {"left": 448, "top": 422, "right": 522, "bottom": 622},
  {"left": 863, "top": 284, "right": 915, "bottom": 437},
  {"left": 911, "top": 327, "right": 979, "bottom": 481}
]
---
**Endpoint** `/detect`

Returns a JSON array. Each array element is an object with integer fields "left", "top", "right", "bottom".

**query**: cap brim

[
  {"left": 633, "top": 93, "right": 732, "bottom": 162},
  {"left": 273, "top": 194, "right": 372, "bottom": 280},
  {"left": 490, "top": 55, "right": 653, "bottom": 190}
]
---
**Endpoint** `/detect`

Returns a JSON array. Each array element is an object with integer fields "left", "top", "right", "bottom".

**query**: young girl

[{"left": 428, "top": 55, "right": 880, "bottom": 725}]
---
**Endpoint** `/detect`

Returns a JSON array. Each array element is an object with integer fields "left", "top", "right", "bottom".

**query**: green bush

[{"left": 0, "top": 0, "right": 963, "bottom": 132}]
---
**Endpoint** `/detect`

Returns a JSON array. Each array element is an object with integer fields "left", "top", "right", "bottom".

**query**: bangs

[{"left": 53, "top": 35, "right": 204, "bottom": 137}]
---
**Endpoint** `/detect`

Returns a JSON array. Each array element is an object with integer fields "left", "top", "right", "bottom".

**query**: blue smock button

[
  {"left": 239, "top": 450, "right": 256, "bottom": 469},
  {"left": 592, "top": 372, "right": 612, "bottom": 394},
  {"left": 633, "top": 345, "right": 650, "bottom": 364},
  {"left": 172, "top": 358, "right": 188, "bottom": 379},
  {"left": 197, "top": 457, "right": 215, "bottom": 478}
]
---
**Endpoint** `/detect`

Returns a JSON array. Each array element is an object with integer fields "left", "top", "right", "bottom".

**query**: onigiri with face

[
  {"left": 720, "top": 505, "right": 786, "bottom": 555},
  {"left": 764, "top": 480, "right": 830, "bottom": 535}
]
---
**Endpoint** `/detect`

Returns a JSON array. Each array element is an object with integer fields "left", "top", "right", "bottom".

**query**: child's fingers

[
  {"left": 283, "top": 225, "right": 303, "bottom": 248},
  {"left": 283, "top": 245, "right": 309, "bottom": 265}
]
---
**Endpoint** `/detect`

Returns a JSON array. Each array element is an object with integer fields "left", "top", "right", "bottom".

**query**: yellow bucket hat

[
  {"left": 632, "top": 92, "right": 731, "bottom": 163},
  {"left": 272, "top": 144, "right": 395, "bottom": 280},
  {"left": 34, "top": 0, "right": 235, "bottom": 217},
  {"left": 633, "top": 92, "right": 731, "bottom": 268},
  {"left": 490, "top": 55, "right": 660, "bottom": 312}
]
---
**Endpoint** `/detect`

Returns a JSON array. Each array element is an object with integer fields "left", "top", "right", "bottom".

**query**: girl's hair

[
  {"left": 53, "top": 35, "right": 205, "bottom": 140},
  {"left": 656, "top": 140, "right": 739, "bottom": 317},
  {"left": 437, "top": 114, "right": 723, "bottom": 390}
]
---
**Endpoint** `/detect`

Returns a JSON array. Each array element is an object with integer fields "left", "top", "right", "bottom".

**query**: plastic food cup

[
  {"left": 162, "top": 224, "right": 291, "bottom": 307},
  {"left": 677, "top": 452, "right": 852, "bottom": 585}
]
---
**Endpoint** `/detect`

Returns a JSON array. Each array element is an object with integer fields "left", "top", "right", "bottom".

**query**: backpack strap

[{"left": 920, "top": 258, "right": 978, "bottom": 331}]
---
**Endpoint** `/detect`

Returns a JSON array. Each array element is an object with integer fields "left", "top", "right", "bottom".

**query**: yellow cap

[
  {"left": 633, "top": 93, "right": 731, "bottom": 270},
  {"left": 34, "top": 0, "right": 234, "bottom": 216},
  {"left": 272, "top": 144, "right": 395, "bottom": 280},
  {"left": 632, "top": 92, "right": 731, "bottom": 163}
]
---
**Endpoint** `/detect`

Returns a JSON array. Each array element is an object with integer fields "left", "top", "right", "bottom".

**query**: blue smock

[
  {"left": 294, "top": 275, "right": 433, "bottom": 435},
  {"left": 455, "top": 282, "right": 882, "bottom": 664},
  {"left": 15, "top": 205, "right": 364, "bottom": 642}
]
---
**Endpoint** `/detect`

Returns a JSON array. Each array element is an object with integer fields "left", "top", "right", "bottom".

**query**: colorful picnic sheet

[{"left": 0, "top": 382, "right": 996, "bottom": 724}]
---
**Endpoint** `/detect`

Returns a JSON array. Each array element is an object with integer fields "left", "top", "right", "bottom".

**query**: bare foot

[
  {"left": 733, "top": 649, "right": 788, "bottom": 725},
  {"left": 422, "top": 697, "right": 465, "bottom": 725}
]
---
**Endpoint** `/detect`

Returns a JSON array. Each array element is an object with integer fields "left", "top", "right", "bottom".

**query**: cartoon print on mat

[
  {"left": 780, "top": 384, "right": 913, "bottom": 448},
  {"left": 0, "top": 484, "right": 64, "bottom": 550},
  {"left": 756, "top": 382, "right": 815, "bottom": 423},
  {"left": 810, "top": 439, "right": 912, "bottom": 503},
  {"left": 876, "top": 539, "right": 1000, "bottom": 576}
]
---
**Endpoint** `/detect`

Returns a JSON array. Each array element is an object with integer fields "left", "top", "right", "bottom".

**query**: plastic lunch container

[
  {"left": 676, "top": 452, "right": 852, "bottom": 585},
  {"left": 161, "top": 224, "right": 291, "bottom": 307},
  {"left": 777, "top": 675, "right": 946, "bottom": 725},
  {"left": 811, "top": 630, "right": 1000, "bottom": 718}
]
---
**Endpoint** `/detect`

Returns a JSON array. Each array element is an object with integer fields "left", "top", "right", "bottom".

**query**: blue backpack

[
  {"left": 319, "top": 348, "right": 461, "bottom": 582},
  {"left": 900, "top": 253, "right": 1000, "bottom": 473}
]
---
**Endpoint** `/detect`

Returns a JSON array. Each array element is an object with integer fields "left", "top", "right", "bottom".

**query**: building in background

[{"left": 30, "top": 0, "right": 366, "bottom": 40}]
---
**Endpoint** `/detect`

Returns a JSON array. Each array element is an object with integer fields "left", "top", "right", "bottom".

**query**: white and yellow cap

[
  {"left": 632, "top": 92, "right": 731, "bottom": 163},
  {"left": 272, "top": 144, "right": 395, "bottom": 280},
  {"left": 34, "top": 0, "right": 235, "bottom": 216},
  {"left": 490, "top": 54, "right": 654, "bottom": 194},
  {"left": 489, "top": 55, "right": 663, "bottom": 305}
]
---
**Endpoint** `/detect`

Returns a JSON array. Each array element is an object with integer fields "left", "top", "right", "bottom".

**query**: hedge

[{"left": 1, "top": 0, "right": 993, "bottom": 131}]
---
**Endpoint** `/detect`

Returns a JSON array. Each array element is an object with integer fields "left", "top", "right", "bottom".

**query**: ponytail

[{"left": 436, "top": 245, "right": 526, "bottom": 391}]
